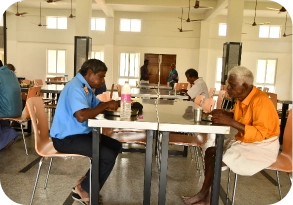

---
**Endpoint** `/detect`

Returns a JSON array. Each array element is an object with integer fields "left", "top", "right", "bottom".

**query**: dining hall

[{"left": 0, "top": 0, "right": 292, "bottom": 205}]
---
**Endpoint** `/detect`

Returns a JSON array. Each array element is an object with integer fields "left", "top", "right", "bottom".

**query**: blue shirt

[
  {"left": 50, "top": 73, "right": 100, "bottom": 139},
  {"left": 0, "top": 66, "right": 22, "bottom": 118}
]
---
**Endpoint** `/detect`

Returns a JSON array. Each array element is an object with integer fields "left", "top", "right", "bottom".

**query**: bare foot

[
  {"left": 76, "top": 176, "right": 86, "bottom": 186},
  {"left": 181, "top": 192, "right": 206, "bottom": 205},
  {"left": 193, "top": 192, "right": 210, "bottom": 205},
  {"left": 75, "top": 183, "right": 89, "bottom": 205}
]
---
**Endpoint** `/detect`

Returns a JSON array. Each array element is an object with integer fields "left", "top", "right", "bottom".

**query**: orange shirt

[{"left": 231, "top": 86, "right": 280, "bottom": 143}]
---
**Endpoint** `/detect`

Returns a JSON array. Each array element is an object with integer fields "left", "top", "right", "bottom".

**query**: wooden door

[{"left": 144, "top": 54, "right": 176, "bottom": 84}]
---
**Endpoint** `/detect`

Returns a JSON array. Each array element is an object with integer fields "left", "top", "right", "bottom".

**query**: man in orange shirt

[{"left": 182, "top": 66, "right": 280, "bottom": 205}]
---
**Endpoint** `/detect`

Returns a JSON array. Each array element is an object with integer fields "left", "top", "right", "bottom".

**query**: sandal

[
  {"left": 72, "top": 193, "right": 89, "bottom": 205},
  {"left": 72, "top": 193, "right": 102, "bottom": 204},
  {"left": 72, "top": 187, "right": 102, "bottom": 199}
]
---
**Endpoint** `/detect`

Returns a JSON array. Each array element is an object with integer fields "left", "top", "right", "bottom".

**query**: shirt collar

[
  {"left": 76, "top": 73, "right": 94, "bottom": 93},
  {"left": 240, "top": 86, "right": 258, "bottom": 106}
]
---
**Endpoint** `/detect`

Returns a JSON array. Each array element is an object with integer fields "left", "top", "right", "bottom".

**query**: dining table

[
  {"left": 138, "top": 83, "right": 172, "bottom": 90},
  {"left": 88, "top": 98, "right": 230, "bottom": 205},
  {"left": 45, "top": 80, "right": 68, "bottom": 85},
  {"left": 88, "top": 100, "right": 158, "bottom": 205},
  {"left": 277, "top": 99, "right": 292, "bottom": 144},
  {"left": 131, "top": 88, "right": 189, "bottom": 100},
  {"left": 156, "top": 100, "right": 230, "bottom": 205}
]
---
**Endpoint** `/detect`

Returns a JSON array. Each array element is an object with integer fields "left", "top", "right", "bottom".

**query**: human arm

[{"left": 75, "top": 100, "right": 119, "bottom": 122}]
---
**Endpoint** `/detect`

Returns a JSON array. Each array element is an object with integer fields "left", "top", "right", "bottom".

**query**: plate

[{"left": 104, "top": 107, "right": 139, "bottom": 116}]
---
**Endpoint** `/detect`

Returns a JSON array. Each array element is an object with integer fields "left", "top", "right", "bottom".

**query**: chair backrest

[
  {"left": 21, "top": 79, "right": 31, "bottom": 85},
  {"left": 116, "top": 84, "right": 122, "bottom": 97},
  {"left": 208, "top": 88, "right": 216, "bottom": 98},
  {"left": 26, "top": 97, "right": 51, "bottom": 156},
  {"left": 194, "top": 95, "right": 205, "bottom": 107},
  {"left": 216, "top": 90, "right": 226, "bottom": 109},
  {"left": 34, "top": 79, "right": 43, "bottom": 86},
  {"left": 263, "top": 87, "right": 269, "bottom": 92},
  {"left": 46, "top": 77, "right": 55, "bottom": 82},
  {"left": 97, "top": 92, "right": 111, "bottom": 102},
  {"left": 282, "top": 109, "right": 292, "bottom": 159},
  {"left": 174, "top": 83, "right": 189, "bottom": 91},
  {"left": 266, "top": 92, "right": 277, "bottom": 109},
  {"left": 23, "top": 86, "right": 42, "bottom": 119},
  {"left": 202, "top": 98, "right": 216, "bottom": 113},
  {"left": 256, "top": 87, "right": 262, "bottom": 90},
  {"left": 55, "top": 76, "right": 64, "bottom": 81},
  {"left": 110, "top": 83, "right": 115, "bottom": 99}
]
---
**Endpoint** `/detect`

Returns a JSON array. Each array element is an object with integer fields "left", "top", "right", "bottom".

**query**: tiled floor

[{"left": 0, "top": 126, "right": 291, "bottom": 205}]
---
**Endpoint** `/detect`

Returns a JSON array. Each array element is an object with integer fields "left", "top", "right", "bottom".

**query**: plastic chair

[
  {"left": 96, "top": 92, "right": 111, "bottom": 102},
  {"left": 266, "top": 92, "right": 277, "bottom": 109},
  {"left": 226, "top": 109, "right": 292, "bottom": 205},
  {"left": 26, "top": 97, "right": 91, "bottom": 205},
  {"left": 174, "top": 83, "right": 189, "bottom": 91},
  {"left": 0, "top": 86, "right": 41, "bottom": 155},
  {"left": 21, "top": 79, "right": 31, "bottom": 85},
  {"left": 116, "top": 84, "right": 122, "bottom": 97},
  {"left": 33, "top": 79, "right": 43, "bottom": 86},
  {"left": 208, "top": 88, "right": 216, "bottom": 98}
]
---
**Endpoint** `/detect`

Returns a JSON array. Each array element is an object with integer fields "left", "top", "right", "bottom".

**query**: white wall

[{"left": 5, "top": 6, "right": 292, "bottom": 101}]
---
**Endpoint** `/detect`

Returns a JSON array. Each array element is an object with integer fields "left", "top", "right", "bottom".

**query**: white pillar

[
  {"left": 75, "top": 0, "right": 92, "bottom": 36},
  {"left": 226, "top": 0, "right": 245, "bottom": 42}
]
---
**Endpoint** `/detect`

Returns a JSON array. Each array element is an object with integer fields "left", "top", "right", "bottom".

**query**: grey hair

[{"left": 228, "top": 66, "right": 254, "bottom": 86}]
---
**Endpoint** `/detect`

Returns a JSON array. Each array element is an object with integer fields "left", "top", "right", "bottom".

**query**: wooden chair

[
  {"left": 194, "top": 95, "right": 205, "bottom": 107},
  {"left": 226, "top": 109, "right": 292, "bottom": 204},
  {"left": 216, "top": 90, "right": 226, "bottom": 109},
  {"left": 266, "top": 92, "right": 277, "bottom": 109},
  {"left": 202, "top": 98, "right": 216, "bottom": 113},
  {"left": 0, "top": 86, "right": 41, "bottom": 155},
  {"left": 208, "top": 88, "right": 216, "bottom": 98},
  {"left": 263, "top": 87, "right": 269, "bottom": 92},
  {"left": 33, "top": 79, "right": 43, "bottom": 86},
  {"left": 26, "top": 97, "right": 91, "bottom": 205}
]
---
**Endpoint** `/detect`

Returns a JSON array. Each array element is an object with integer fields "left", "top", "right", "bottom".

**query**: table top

[
  {"left": 45, "top": 80, "right": 68, "bottom": 85},
  {"left": 138, "top": 83, "right": 172, "bottom": 90},
  {"left": 277, "top": 99, "right": 293, "bottom": 104},
  {"left": 21, "top": 85, "right": 64, "bottom": 94},
  {"left": 157, "top": 100, "right": 230, "bottom": 134},
  {"left": 88, "top": 102, "right": 158, "bottom": 130},
  {"left": 130, "top": 88, "right": 189, "bottom": 100}
]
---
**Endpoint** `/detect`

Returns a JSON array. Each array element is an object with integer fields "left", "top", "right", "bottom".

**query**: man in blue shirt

[
  {"left": 50, "top": 59, "right": 121, "bottom": 204},
  {"left": 0, "top": 65, "right": 21, "bottom": 150}
]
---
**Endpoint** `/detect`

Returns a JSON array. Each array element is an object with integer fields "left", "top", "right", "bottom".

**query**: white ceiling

[{"left": 10, "top": 0, "right": 287, "bottom": 18}]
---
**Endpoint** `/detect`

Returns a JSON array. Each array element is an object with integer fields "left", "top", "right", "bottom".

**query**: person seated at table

[
  {"left": 6, "top": 63, "right": 16, "bottom": 72},
  {"left": 50, "top": 59, "right": 122, "bottom": 205},
  {"left": 182, "top": 66, "right": 280, "bottom": 205},
  {"left": 167, "top": 63, "right": 179, "bottom": 89},
  {"left": 140, "top": 59, "right": 150, "bottom": 83},
  {"left": 183, "top": 68, "right": 209, "bottom": 100},
  {"left": 94, "top": 82, "right": 107, "bottom": 95},
  {"left": 0, "top": 64, "right": 22, "bottom": 150}
]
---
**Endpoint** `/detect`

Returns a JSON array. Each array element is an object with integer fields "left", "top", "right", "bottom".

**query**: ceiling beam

[
  {"left": 204, "top": 0, "right": 228, "bottom": 21},
  {"left": 95, "top": 0, "right": 114, "bottom": 17}
]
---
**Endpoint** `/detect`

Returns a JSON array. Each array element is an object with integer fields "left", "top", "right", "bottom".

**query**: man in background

[
  {"left": 184, "top": 68, "right": 209, "bottom": 100},
  {"left": 140, "top": 59, "right": 150, "bottom": 83}
]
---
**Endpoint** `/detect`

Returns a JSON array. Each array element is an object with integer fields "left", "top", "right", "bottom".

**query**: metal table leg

[{"left": 210, "top": 134, "right": 224, "bottom": 205}]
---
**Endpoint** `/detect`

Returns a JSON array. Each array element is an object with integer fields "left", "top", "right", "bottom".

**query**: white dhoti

[{"left": 222, "top": 136, "right": 279, "bottom": 176}]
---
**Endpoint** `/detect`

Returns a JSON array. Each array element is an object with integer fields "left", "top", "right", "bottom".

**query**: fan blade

[
  {"left": 190, "top": 19, "right": 203, "bottom": 22},
  {"left": 182, "top": 30, "right": 193, "bottom": 32},
  {"left": 19, "top": 12, "right": 28, "bottom": 16},
  {"left": 197, "top": 6, "right": 213, "bottom": 9},
  {"left": 258, "top": 22, "right": 270, "bottom": 25},
  {"left": 266, "top": 7, "right": 280, "bottom": 11}
]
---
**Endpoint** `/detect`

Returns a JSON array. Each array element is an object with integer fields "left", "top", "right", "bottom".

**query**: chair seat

[
  {"left": 169, "top": 133, "right": 208, "bottom": 146},
  {"left": 267, "top": 153, "right": 293, "bottom": 172},
  {"left": 105, "top": 130, "right": 147, "bottom": 145},
  {"left": 0, "top": 114, "right": 28, "bottom": 122}
]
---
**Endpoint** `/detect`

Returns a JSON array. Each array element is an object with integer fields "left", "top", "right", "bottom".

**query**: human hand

[
  {"left": 107, "top": 100, "right": 119, "bottom": 110},
  {"left": 211, "top": 110, "right": 233, "bottom": 126}
]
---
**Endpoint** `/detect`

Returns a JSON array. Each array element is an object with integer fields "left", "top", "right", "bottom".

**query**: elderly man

[
  {"left": 182, "top": 66, "right": 280, "bottom": 205},
  {"left": 50, "top": 59, "right": 121, "bottom": 205}
]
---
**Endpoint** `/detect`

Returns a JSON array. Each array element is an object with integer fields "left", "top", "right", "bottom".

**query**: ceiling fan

[
  {"left": 183, "top": 0, "right": 203, "bottom": 22},
  {"left": 32, "top": 3, "right": 47, "bottom": 27},
  {"left": 178, "top": 8, "right": 193, "bottom": 32},
  {"left": 283, "top": 12, "right": 292, "bottom": 37},
  {"left": 46, "top": 0, "right": 62, "bottom": 3},
  {"left": 244, "top": 0, "right": 270, "bottom": 26},
  {"left": 193, "top": 0, "right": 213, "bottom": 9},
  {"left": 15, "top": 2, "right": 28, "bottom": 17},
  {"left": 267, "top": 6, "right": 286, "bottom": 14},
  {"left": 68, "top": 0, "right": 75, "bottom": 18}
]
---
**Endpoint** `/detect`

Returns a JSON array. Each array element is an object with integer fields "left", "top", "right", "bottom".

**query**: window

[
  {"left": 218, "top": 23, "right": 227, "bottom": 36},
  {"left": 255, "top": 59, "right": 277, "bottom": 92},
  {"left": 47, "top": 17, "right": 67, "bottom": 29},
  {"left": 118, "top": 53, "right": 140, "bottom": 86},
  {"left": 47, "top": 50, "right": 66, "bottom": 75},
  {"left": 91, "top": 18, "right": 106, "bottom": 31},
  {"left": 259, "top": 25, "right": 281, "bottom": 38},
  {"left": 91, "top": 51, "right": 104, "bottom": 61},
  {"left": 215, "top": 57, "right": 223, "bottom": 90},
  {"left": 120, "top": 19, "right": 141, "bottom": 32}
]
